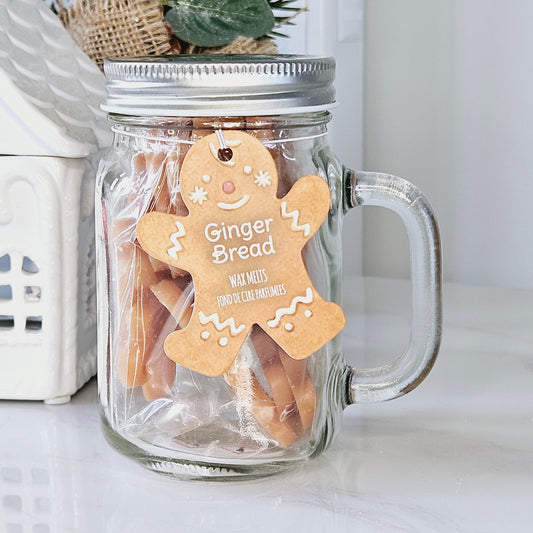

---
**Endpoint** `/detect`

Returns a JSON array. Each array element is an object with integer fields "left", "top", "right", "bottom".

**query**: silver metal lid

[{"left": 102, "top": 55, "right": 335, "bottom": 117}]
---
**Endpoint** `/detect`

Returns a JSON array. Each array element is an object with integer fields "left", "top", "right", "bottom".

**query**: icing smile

[{"left": 216, "top": 195, "right": 250, "bottom": 211}]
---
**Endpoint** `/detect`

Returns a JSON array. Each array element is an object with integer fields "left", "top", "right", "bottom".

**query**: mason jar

[{"left": 95, "top": 55, "right": 441, "bottom": 480}]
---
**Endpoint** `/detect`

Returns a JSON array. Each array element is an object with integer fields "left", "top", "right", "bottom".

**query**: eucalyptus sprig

[{"left": 162, "top": 0, "right": 303, "bottom": 48}]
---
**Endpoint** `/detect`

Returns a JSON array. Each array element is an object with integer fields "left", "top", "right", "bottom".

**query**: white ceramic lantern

[{"left": 0, "top": 0, "right": 111, "bottom": 402}]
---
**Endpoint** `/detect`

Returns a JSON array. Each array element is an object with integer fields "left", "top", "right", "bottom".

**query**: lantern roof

[{"left": 0, "top": 0, "right": 111, "bottom": 157}]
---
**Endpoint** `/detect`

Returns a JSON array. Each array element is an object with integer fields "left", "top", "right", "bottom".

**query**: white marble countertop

[{"left": 1, "top": 277, "right": 532, "bottom": 533}]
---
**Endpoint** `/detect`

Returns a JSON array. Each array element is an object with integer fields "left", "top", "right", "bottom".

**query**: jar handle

[{"left": 342, "top": 169, "right": 442, "bottom": 403}]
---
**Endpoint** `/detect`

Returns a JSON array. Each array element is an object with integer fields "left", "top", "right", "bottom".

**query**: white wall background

[
  {"left": 276, "top": 0, "right": 365, "bottom": 276},
  {"left": 364, "top": 0, "right": 533, "bottom": 289}
]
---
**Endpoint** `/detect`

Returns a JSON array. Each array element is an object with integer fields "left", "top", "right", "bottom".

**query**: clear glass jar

[{"left": 96, "top": 56, "right": 442, "bottom": 480}]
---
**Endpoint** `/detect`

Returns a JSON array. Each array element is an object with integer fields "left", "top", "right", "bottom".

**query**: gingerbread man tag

[{"left": 136, "top": 131, "right": 345, "bottom": 376}]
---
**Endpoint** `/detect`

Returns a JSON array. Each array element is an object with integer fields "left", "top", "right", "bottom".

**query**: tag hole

[{"left": 218, "top": 147, "right": 233, "bottom": 162}]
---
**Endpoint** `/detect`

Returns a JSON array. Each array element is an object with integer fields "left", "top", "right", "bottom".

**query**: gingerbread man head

[{"left": 179, "top": 131, "right": 279, "bottom": 216}]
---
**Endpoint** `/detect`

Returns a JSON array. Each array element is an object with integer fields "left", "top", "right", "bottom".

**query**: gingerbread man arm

[
  {"left": 136, "top": 211, "right": 193, "bottom": 271},
  {"left": 279, "top": 175, "right": 331, "bottom": 241}
]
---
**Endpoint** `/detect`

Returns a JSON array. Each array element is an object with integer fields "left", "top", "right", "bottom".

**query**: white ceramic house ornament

[{"left": 0, "top": 0, "right": 111, "bottom": 403}]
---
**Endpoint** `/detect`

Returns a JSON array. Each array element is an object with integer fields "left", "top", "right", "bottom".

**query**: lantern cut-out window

[
  {"left": 22, "top": 256, "right": 39, "bottom": 274},
  {"left": 0, "top": 254, "right": 10, "bottom": 271}
]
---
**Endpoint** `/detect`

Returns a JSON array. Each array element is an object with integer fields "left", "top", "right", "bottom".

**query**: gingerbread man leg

[
  {"left": 261, "top": 290, "right": 345, "bottom": 360},
  {"left": 163, "top": 309, "right": 250, "bottom": 376}
]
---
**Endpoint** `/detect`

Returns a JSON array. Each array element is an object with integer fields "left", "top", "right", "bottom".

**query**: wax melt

[{"left": 105, "top": 122, "right": 327, "bottom": 445}]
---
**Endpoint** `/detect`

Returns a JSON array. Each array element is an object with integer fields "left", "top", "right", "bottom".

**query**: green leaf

[
  {"left": 164, "top": 0, "right": 275, "bottom": 47},
  {"left": 268, "top": 0, "right": 300, "bottom": 10},
  {"left": 267, "top": 0, "right": 306, "bottom": 33}
]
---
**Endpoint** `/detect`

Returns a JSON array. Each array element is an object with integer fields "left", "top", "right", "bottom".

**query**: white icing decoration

[
  {"left": 244, "top": 166, "right": 253, "bottom": 175},
  {"left": 219, "top": 337, "right": 229, "bottom": 347},
  {"left": 254, "top": 170, "right": 272, "bottom": 188},
  {"left": 267, "top": 288, "right": 313, "bottom": 328},
  {"left": 189, "top": 185, "right": 208, "bottom": 205},
  {"left": 216, "top": 195, "right": 250, "bottom": 211},
  {"left": 167, "top": 220, "right": 186, "bottom": 260},
  {"left": 201, "top": 331, "right": 210, "bottom": 340},
  {"left": 215, "top": 129, "right": 241, "bottom": 149},
  {"left": 198, "top": 311, "right": 245, "bottom": 336},
  {"left": 285, "top": 323, "right": 294, "bottom": 332},
  {"left": 202, "top": 174, "right": 211, "bottom": 183},
  {"left": 280, "top": 201, "right": 311, "bottom": 237},
  {"left": 304, "top": 309, "right": 313, "bottom": 318}
]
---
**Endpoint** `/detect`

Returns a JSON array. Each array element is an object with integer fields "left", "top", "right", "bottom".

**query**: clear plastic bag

[{"left": 97, "top": 118, "right": 337, "bottom": 470}]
